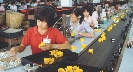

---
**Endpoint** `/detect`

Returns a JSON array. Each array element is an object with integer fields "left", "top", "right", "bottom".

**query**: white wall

[
  {"left": 61, "top": 0, "right": 72, "bottom": 7},
  {"left": 0, "top": 0, "right": 3, "bottom": 3},
  {"left": 93, "top": 0, "right": 100, "bottom": 3}
]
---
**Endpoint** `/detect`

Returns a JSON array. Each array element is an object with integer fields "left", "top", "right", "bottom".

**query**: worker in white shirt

[
  {"left": 92, "top": 4, "right": 98, "bottom": 20},
  {"left": 19, "top": 2, "right": 27, "bottom": 9},
  {"left": 31, "top": 1, "right": 37, "bottom": 7},
  {"left": 81, "top": 5, "right": 98, "bottom": 28},
  {"left": 100, "top": 6, "right": 106, "bottom": 21},
  {"left": 10, "top": 1, "right": 17, "bottom": 12}
]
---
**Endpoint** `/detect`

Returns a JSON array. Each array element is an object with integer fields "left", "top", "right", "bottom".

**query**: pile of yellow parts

[
  {"left": 98, "top": 32, "right": 106, "bottom": 42},
  {"left": 107, "top": 25, "right": 113, "bottom": 32},
  {"left": 38, "top": 42, "right": 45, "bottom": 48},
  {"left": 43, "top": 58, "right": 54, "bottom": 64},
  {"left": 71, "top": 46, "right": 76, "bottom": 51},
  {"left": 49, "top": 50, "right": 63, "bottom": 58},
  {"left": 81, "top": 44, "right": 86, "bottom": 49},
  {"left": 80, "top": 38, "right": 84, "bottom": 42},
  {"left": 88, "top": 49, "right": 93, "bottom": 54},
  {"left": 58, "top": 66, "right": 83, "bottom": 72}
]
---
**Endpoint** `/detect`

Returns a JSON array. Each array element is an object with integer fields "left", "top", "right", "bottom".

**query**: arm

[
  {"left": 92, "top": 16, "right": 98, "bottom": 27},
  {"left": 54, "top": 29, "right": 71, "bottom": 49},
  {"left": 12, "top": 44, "right": 26, "bottom": 53},
  {"left": 79, "top": 22, "right": 95, "bottom": 38},
  {"left": 51, "top": 41, "right": 71, "bottom": 49}
]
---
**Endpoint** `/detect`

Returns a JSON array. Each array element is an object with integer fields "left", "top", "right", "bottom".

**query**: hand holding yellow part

[
  {"left": 71, "top": 46, "right": 76, "bottom": 51},
  {"left": 81, "top": 44, "right": 86, "bottom": 48},
  {"left": 38, "top": 42, "right": 45, "bottom": 48},
  {"left": 88, "top": 49, "right": 93, "bottom": 54}
]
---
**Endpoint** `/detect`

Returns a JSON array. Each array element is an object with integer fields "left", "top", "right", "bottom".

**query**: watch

[{"left": 55, "top": 44, "right": 58, "bottom": 49}]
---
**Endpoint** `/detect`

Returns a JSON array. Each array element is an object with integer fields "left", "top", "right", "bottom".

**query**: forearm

[
  {"left": 51, "top": 42, "right": 71, "bottom": 50},
  {"left": 15, "top": 44, "right": 26, "bottom": 52},
  {"left": 80, "top": 32, "right": 94, "bottom": 38}
]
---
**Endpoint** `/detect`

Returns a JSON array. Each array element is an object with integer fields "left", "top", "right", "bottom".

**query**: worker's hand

[
  {"left": 9, "top": 47, "right": 18, "bottom": 56},
  {"left": 40, "top": 43, "right": 52, "bottom": 51}
]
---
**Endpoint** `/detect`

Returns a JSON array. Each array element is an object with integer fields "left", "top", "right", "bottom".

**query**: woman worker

[
  {"left": 10, "top": 5, "right": 71, "bottom": 56},
  {"left": 69, "top": 8, "right": 94, "bottom": 38},
  {"left": 81, "top": 5, "right": 98, "bottom": 28}
]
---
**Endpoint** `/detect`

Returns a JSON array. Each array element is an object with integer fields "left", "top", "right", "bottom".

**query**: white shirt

[
  {"left": 26, "top": 3, "right": 31, "bottom": 5},
  {"left": 10, "top": 5, "right": 17, "bottom": 12},
  {"left": 118, "top": 6, "right": 124, "bottom": 10},
  {"left": 70, "top": 20, "right": 94, "bottom": 34},
  {"left": 92, "top": 11, "right": 98, "bottom": 20},
  {"left": 84, "top": 16, "right": 98, "bottom": 27},
  {"left": 31, "top": 3, "right": 37, "bottom": 7},
  {"left": 100, "top": 9, "right": 106, "bottom": 21}
]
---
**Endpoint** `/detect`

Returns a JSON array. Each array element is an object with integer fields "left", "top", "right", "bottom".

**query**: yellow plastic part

[
  {"left": 65, "top": 66, "right": 73, "bottom": 71},
  {"left": 44, "top": 58, "right": 50, "bottom": 64},
  {"left": 98, "top": 38, "right": 103, "bottom": 42},
  {"left": 100, "top": 70, "right": 104, "bottom": 72},
  {"left": 76, "top": 69, "right": 83, "bottom": 72},
  {"left": 107, "top": 29, "right": 110, "bottom": 32},
  {"left": 71, "top": 46, "right": 76, "bottom": 51},
  {"left": 49, "top": 58, "right": 54, "bottom": 64},
  {"left": 38, "top": 42, "right": 45, "bottom": 48},
  {"left": 58, "top": 68, "right": 64, "bottom": 72},
  {"left": 49, "top": 50, "right": 63, "bottom": 58},
  {"left": 113, "top": 24, "right": 116, "bottom": 26},
  {"left": 80, "top": 38, "right": 84, "bottom": 42},
  {"left": 94, "top": 29, "right": 102, "bottom": 32},
  {"left": 88, "top": 49, "right": 93, "bottom": 54},
  {"left": 102, "top": 36, "right": 106, "bottom": 41},
  {"left": 81, "top": 44, "right": 86, "bottom": 48},
  {"left": 71, "top": 32, "right": 75, "bottom": 36}
]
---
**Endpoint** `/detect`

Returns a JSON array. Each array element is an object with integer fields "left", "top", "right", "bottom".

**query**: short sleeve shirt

[
  {"left": 21, "top": 26, "right": 67, "bottom": 54},
  {"left": 70, "top": 21, "right": 94, "bottom": 34}
]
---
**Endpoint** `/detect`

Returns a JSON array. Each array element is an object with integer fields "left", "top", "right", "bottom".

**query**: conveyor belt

[{"left": 77, "top": 15, "right": 130, "bottom": 68}]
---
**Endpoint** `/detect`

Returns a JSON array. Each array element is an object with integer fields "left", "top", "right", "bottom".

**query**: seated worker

[
  {"left": 81, "top": 5, "right": 98, "bottom": 28},
  {"left": 19, "top": 2, "right": 27, "bottom": 9},
  {"left": 10, "top": 5, "right": 71, "bottom": 56},
  {"left": 69, "top": 8, "right": 94, "bottom": 38},
  {"left": 100, "top": 5, "right": 107, "bottom": 21},
  {"left": 4, "top": 2, "right": 10, "bottom": 10},
  {"left": 10, "top": 1, "right": 17, "bottom": 12}
]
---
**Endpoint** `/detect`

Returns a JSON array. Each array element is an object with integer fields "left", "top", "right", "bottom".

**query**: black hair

[
  {"left": 0, "top": 3, "right": 1, "bottom": 6},
  {"left": 69, "top": 8, "right": 83, "bottom": 24},
  {"left": 80, "top": 5, "right": 93, "bottom": 25},
  {"left": 11, "top": 1, "right": 15, "bottom": 5},
  {"left": 69, "top": 8, "right": 81, "bottom": 17},
  {"left": 81, "top": 5, "right": 93, "bottom": 16},
  {"left": 34, "top": 5, "right": 55, "bottom": 27},
  {"left": 21, "top": 2, "right": 25, "bottom": 5}
]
